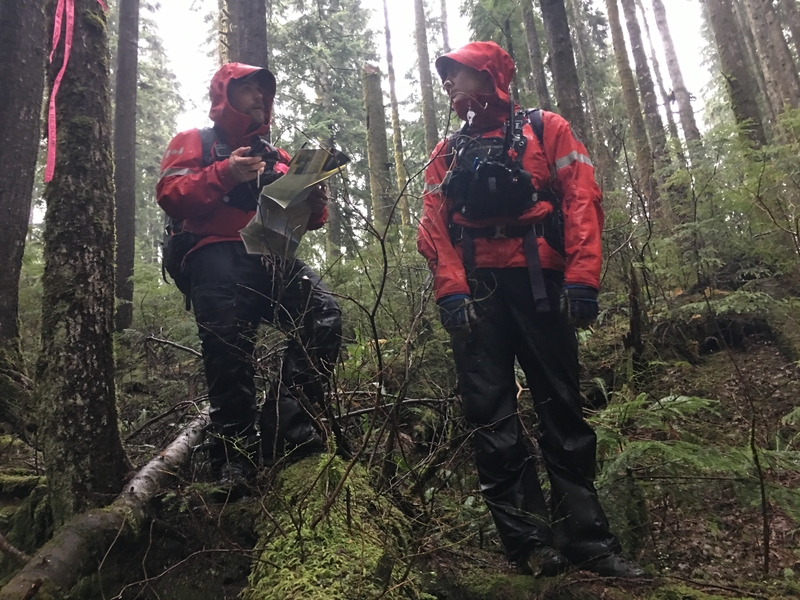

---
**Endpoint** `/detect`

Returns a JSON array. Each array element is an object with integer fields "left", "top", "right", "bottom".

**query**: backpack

[{"left": 161, "top": 127, "right": 222, "bottom": 308}]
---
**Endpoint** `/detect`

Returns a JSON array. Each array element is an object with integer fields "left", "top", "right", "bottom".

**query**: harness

[{"left": 442, "top": 108, "right": 564, "bottom": 313}]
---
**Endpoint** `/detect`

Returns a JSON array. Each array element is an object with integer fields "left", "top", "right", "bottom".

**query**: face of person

[
  {"left": 228, "top": 77, "right": 269, "bottom": 126},
  {"left": 441, "top": 62, "right": 495, "bottom": 102}
]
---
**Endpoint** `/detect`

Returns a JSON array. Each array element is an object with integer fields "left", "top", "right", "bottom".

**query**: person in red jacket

[
  {"left": 418, "top": 42, "right": 646, "bottom": 578},
  {"left": 157, "top": 63, "right": 341, "bottom": 486}
]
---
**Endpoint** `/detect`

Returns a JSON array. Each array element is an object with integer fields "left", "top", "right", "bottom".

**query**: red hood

[
  {"left": 435, "top": 41, "right": 515, "bottom": 109},
  {"left": 208, "top": 62, "right": 275, "bottom": 147}
]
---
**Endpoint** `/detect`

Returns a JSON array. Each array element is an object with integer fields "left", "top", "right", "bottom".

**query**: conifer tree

[
  {"left": 522, "top": 0, "right": 553, "bottom": 110},
  {"left": 38, "top": 0, "right": 129, "bottom": 525},
  {"left": 415, "top": 0, "right": 440, "bottom": 155},
  {"left": 114, "top": 0, "right": 140, "bottom": 332},
  {"left": 703, "top": 0, "right": 767, "bottom": 146},
  {"left": 363, "top": 65, "right": 393, "bottom": 230},
  {"left": 538, "top": 0, "right": 590, "bottom": 140}
]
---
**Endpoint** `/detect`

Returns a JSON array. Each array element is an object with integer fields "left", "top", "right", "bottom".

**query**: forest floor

[{"left": 1, "top": 277, "right": 800, "bottom": 599}]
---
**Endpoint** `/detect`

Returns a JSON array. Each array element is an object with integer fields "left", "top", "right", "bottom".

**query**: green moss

[
  {"left": 0, "top": 474, "right": 44, "bottom": 498},
  {"left": 6, "top": 484, "right": 53, "bottom": 554},
  {"left": 244, "top": 454, "right": 434, "bottom": 600}
]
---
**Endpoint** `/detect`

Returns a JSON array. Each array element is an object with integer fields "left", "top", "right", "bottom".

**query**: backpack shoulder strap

[
  {"left": 526, "top": 108, "right": 545, "bottom": 148},
  {"left": 197, "top": 127, "right": 216, "bottom": 167}
]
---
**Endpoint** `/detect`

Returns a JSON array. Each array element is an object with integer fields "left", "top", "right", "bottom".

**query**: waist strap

[{"left": 457, "top": 224, "right": 551, "bottom": 313}]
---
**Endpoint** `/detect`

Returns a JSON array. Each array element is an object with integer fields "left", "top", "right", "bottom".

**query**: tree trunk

[
  {"left": 651, "top": 0, "right": 702, "bottom": 146},
  {"left": 415, "top": 0, "right": 440, "bottom": 155},
  {"left": 113, "top": 0, "right": 140, "bottom": 333},
  {"left": 440, "top": 0, "right": 451, "bottom": 53},
  {"left": 732, "top": 0, "right": 777, "bottom": 124},
  {"left": 37, "top": 0, "right": 129, "bottom": 527},
  {"left": 619, "top": 0, "right": 668, "bottom": 166},
  {"left": 0, "top": 409, "right": 209, "bottom": 600},
  {"left": 635, "top": 0, "right": 685, "bottom": 164},
  {"left": 605, "top": 0, "right": 658, "bottom": 210},
  {"left": 233, "top": 0, "right": 268, "bottom": 67},
  {"left": 741, "top": 0, "right": 800, "bottom": 112},
  {"left": 0, "top": 0, "right": 48, "bottom": 436},
  {"left": 0, "top": 0, "right": 48, "bottom": 350},
  {"left": 383, "top": 0, "right": 410, "bottom": 226},
  {"left": 538, "top": 0, "right": 589, "bottom": 141},
  {"left": 522, "top": 0, "right": 553, "bottom": 111},
  {"left": 363, "top": 65, "right": 394, "bottom": 230},
  {"left": 704, "top": 0, "right": 767, "bottom": 146},
  {"left": 564, "top": 0, "right": 599, "bottom": 155},
  {"left": 502, "top": 16, "right": 521, "bottom": 103}
]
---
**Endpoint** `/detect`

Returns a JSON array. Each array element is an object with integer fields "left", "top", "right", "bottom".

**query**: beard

[{"left": 450, "top": 92, "right": 510, "bottom": 129}]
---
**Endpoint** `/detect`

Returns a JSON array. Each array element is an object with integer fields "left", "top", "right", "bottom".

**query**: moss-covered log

[
  {"left": 245, "top": 454, "right": 433, "bottom": 600},
  {"left": 0, "top": 409, "right": 209, "bottom": 600}
]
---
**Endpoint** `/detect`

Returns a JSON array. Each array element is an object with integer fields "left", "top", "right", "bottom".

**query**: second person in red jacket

[{"left": 418, "top": 41, "right": 646, "bottom": 579}]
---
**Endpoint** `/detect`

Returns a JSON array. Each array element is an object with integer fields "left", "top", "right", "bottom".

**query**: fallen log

[{"left": 0, "top": 407, "right": 209, "bottom": 600}]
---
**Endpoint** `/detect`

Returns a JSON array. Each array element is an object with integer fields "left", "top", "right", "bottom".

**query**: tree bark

[
  {"left": 620, "top": 0, "right": 668, "bottom": 166},
  {"left": 0, "top": 0, "right": 48, "bottom": 350},
  {"left": 651, "top": 0, "right": 702, "bottom": 146},
  {"left": 635, "top": 0, "right": 685, "bottom": 164},
  {"left": 415, "top": 0, "right": 440, "bottom": 155},
  {"left": 564, "top": 0, "right": 599, "bottom": 155},
  {"left": 440, "top": 0, "right": 451, "bottom": 53},
  {"left": 502, "top": 16, "right": 521, "bottom": 103},
  {"left": 232, "top": 0, "right": 268, "bottom": 68},
  {"left": 538, "top": 0, "right": 589, "bottom": 141},
  {"left": 704, "top": 0, "right": 767, "bottom": 146},
  {"left": 741, "top": 0, "right": 800, "bottom": 112},
  {"left": 113, "top": 0, "right": 140, "bottom": 332},
  {"left": 0, "top": 409, "right": 209, "bottom": 600},
  {"left": 522, "top": 0, "right": 553, "bottom": 111},
  {"left": 37, "top": 0, "right": 129, "bottom": 527},
  {"left": 732, "top": 0, "right": 777, "bottom": 124},
  {"left": 605, "top": 0, "right": 658, "bottom": 210},
  {"left": 363, "top": 65, "right": 394, "bottom": 230},
  {"left": 383, "top": 0, "right": 410, "bottom": 226}
]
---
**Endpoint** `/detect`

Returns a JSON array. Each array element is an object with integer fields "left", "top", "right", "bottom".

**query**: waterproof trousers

[
  {"left": 450, "top": 268, "right": 621, "bottom": 564},
  {"left": 188, "top": 242, "right": 342, "bottom": 467}
]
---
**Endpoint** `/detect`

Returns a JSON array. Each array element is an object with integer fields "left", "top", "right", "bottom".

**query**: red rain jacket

[
  {"left": 157, "top": 63, "right": 327, "bottom": 255},
  {"left": 418, "top": 42, "right": 604, "bottom": 301}
]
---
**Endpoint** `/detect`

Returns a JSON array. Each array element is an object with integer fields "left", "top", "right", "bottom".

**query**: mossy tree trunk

[
  {"left": 779, "top": 0, "right": 800, "bottom": 58},
  {"left": 414, "top": 0, "right": 440, "bottom": 156},
  {"left": 440, "top": 0, "right": 451, "bottom": 53},
  {"left": 605, "top": 0, "right": 658, "bottom": 212},
  {"left": 651, "top": 0, "right": 702, "bottom": 148},
  {"left": 37, "top": 0, "right": 129, "bottom": 527},
  {"left": 113, "top": 0, "right": 139, "bottom": 332},
  {"left": 619, "top": 0, "right": 669, "bottom": 168},
  {"left": 383, "top": 0, "right": 410, "bottom": 226},
  {"left": 741, "top": 0, "right": 800, "bottom": 113},
  {"left": 231, "top": 0, "right": 268, "bottom": 68},
  {"left": 363, "top": 65, "right": 394, "bottom": 231},
  {"left": 522, "top": 0, "right": 553, "bottom": 111},
  {"left": 538, "top": 0, "right": 590, "bottom": 141},
  {"left": 634, "top": 0, "right": 684, "bottom": 165},
  {"left": 732, "top": 0, "right": 777, "bottom": 125},
  {"left": 0, "top": 0, "right": 48, "bottom": 433},
  {"left": 703, "top": 0, "right": 767, "bottom": 146}
]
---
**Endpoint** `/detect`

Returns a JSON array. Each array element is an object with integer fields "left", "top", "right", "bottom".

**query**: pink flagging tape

[{"left": 44, "top": 0, "right": 110, "bottom": 183}]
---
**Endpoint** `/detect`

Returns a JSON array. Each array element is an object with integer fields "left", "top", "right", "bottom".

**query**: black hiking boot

[
  {"left": 212, "top": 461, "right": 251, "bottom": 501},
  {"left": 517, "top": 546, "right": 570, "bottom": 578},
  {"left": 581, "top": 553, "right": 649, "bottom": 578}
]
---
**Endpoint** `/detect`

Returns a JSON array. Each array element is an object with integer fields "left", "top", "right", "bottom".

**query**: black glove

[
  {"left": 560, "top": 284, "right": 599, "bottom": 329},
  {"left": 437, "top": 294, "right": 475, "bottom": 334}
]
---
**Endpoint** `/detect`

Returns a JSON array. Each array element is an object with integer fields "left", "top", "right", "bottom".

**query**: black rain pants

[
  {"left": 450, "top": 267, "right": 621, "bottom": 564},
  {"left": 188, "top": 242, "right": 342, "bottom": 466}
]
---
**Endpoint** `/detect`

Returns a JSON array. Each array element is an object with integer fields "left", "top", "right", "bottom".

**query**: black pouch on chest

[{"left": 442, "top": 136, "right": 536, "bottom": 221}]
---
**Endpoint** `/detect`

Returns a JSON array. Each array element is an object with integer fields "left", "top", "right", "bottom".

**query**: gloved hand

[
  {"left": 560, "top": 285, "right": 599, "bottom": 329},
  {"left": 437, "top": 294, "right": 475, "bottom": 334}
]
